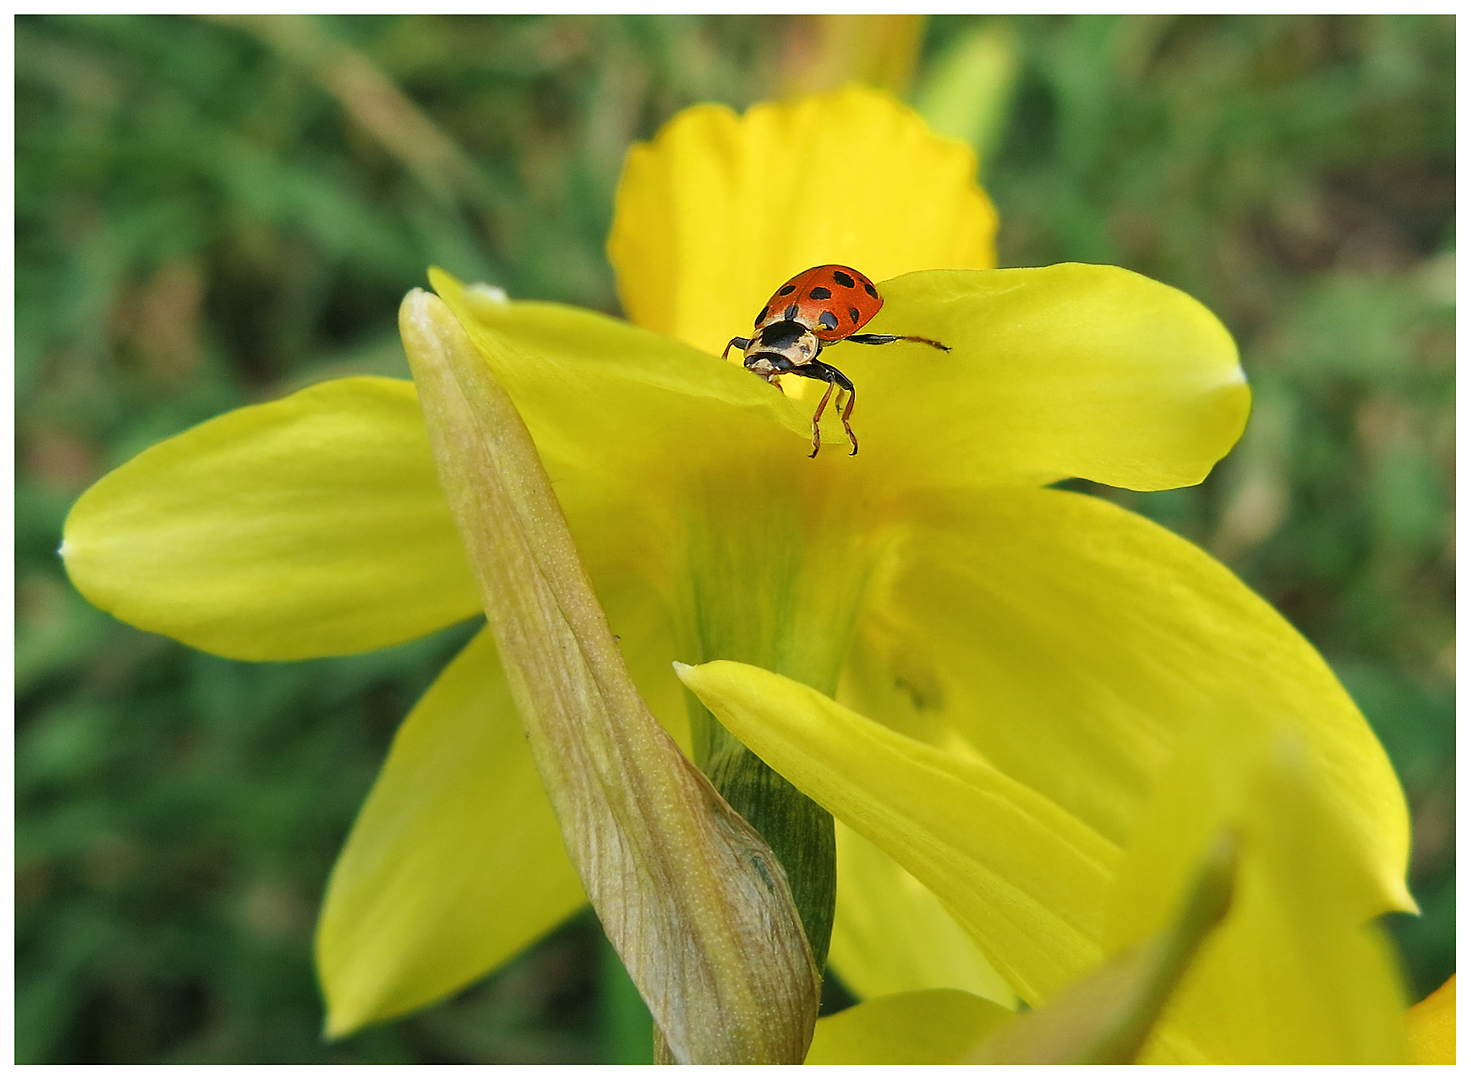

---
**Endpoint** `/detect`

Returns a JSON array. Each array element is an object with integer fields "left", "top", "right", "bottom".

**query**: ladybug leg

[
  {"left": 838, "top": 384, "right": 858, "bottom": 455},
  {"left": 723, "top": 336, "right": 753, "bottom": 359},
  {"left": 846, "top": 333, "right": 950, "bottom": 352},
  {"left": 808, "top": 379, "right": 837, "bottom": 458},
  {"left": 788, "top": 358, "right": 857, "bottom": 458}
]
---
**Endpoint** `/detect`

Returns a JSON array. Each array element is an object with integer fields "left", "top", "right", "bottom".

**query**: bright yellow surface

[
  {"left": 62, "top": 377, "right": 479, "bottom": 661},
  {"left": 609, "top": 85, "right": 998, "bottom": 357},
  {"left": 678, "top": 657, "right": 1119, "bottom": 1006},
  {"left": 316, "top": 627, "right": 584, "bottom": 1035},
  {"left": 806, "top": 988, "right": 1012, "bottom": 1064},
  {"left": 853, "top": 486, "right": 1411, "bottom": 902},
  {"left": 829, "top": 822, "right": 1017, "bottom": 1008},
  {"left": 680, "top": 659, "right": 1411, "bottom": 1063},
  {"left": 844, "top": 265, "right": 1250, "bottom": 491},
  {"left": 1407, "top": 976, "right": 1456, "bottom": 1064}
]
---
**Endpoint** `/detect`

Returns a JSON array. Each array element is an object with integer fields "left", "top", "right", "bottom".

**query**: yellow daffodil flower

[{"left": 60, "top": 86, "right": 1413, "bottom": 1060}]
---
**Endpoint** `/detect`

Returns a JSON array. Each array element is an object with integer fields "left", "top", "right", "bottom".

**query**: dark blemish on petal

[
  {"left": 862, "top": 281, "right": 879, "bottom": 299},
  {"left": 848, "top": 306, "right": 861, "bottom": 323},
  {"left": 832, "top": 270, "right": 855, "bottom": 288},
  {"left": 818, "top": 311, "right": 838, "bottom": 329},
  {"left": 809, "top": 286, "right": 832, "bottom": 300},
  {"left": 778, "top": 284, "right": 797, "bottom": 296}
]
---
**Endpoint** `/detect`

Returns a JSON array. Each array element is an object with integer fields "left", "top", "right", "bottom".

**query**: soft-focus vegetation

[{"left": 16, "top": 14, "right": 1452, "bottom": 1063}]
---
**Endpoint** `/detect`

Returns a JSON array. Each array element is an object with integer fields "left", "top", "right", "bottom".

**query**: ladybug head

[{"left": 749, "top": 318, "right": 820, "bottom": 367}]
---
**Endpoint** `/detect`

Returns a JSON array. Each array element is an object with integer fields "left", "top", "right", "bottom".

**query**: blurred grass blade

[
  {"left": 912, "top": 21, "right": 1021, "bottom": 170},
  {"left": 970, "top": 831, "right": 1239, "bottom": 1064},
  {"left": 213, "top": 14, "right": 490, "bottom": 209},
  {"left": 399, "top": 289, "right": 820, "bottom": 1064}
]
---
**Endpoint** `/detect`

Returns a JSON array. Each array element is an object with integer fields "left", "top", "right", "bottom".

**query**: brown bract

[{"left": 399, "top": 289, "right": 821, "bottom": 1064}]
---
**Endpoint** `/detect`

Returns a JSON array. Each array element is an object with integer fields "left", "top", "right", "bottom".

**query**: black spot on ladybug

[
  {"left": 818, "top": 311, "right": 838, "bottom": 330},
  {"left": 778, "top": 284, "right": 797, "bottom": 296},
  {"left": 784, "top": 302, "right": 799, "bottom": 320},
  {"left": 848, "top": 307, "right": 861, "bottom": 323},
  {"left": 809, "top": 286, "right": 832, "bottom": 300},
  {"left": 754, "top": 305, "right": 769, "bottom": 327},
  {"left": 832, "top": 270, "right": 855, "bottom": 288},
  {"left": 862, "top": 281, "right": 879, "bottom": 299}
]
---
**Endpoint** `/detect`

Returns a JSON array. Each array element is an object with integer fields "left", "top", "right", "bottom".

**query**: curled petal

[
  {"left": 62, "top": 377, "right": 478, "bottom": 660},
  {"left": 317, "top": 627, "right": 584, "bottom": 1036},
  {"left": 609, "top": 85, "right": 998, "bottom": 356},
  {"left": 827, "top": 265, "right": 1250, "bottom": 492}
]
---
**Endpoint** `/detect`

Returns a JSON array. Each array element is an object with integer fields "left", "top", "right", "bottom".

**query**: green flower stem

[
  {"left": 699, "top": 732, "right": 838, "bottom": 974},
  {"left": 675, "top": 478, "right": 878, "bottom": 973}
]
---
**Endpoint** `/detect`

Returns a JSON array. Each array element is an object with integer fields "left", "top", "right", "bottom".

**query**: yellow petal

[
  {"left": 856, "top": 485, "right": 1411, "bottom": 913},
  {"left": 829, "top": 822, "right": 1016, "bottom": 1008},
  {"left": 609, "top": 85, "right": 997, "bottom": 357},
  {"left": 316, "top": 627, "right": 584, "bottom": 1036},
  {"left": 824, "top": 265, "right": 1250, "bottom": 491},
  {"left": 61, "top": 377, "right": 479, "bottom": 661},
  {"left": 1407, "top": 976, "right": 1456, "bottom": 1065},
  {"left": 972, "top": 832, "right": 1239, "bottom": 1064},
  {"left": 805, "top": 989, "right": 1012, "bottom": 1065},
  {"left": 429, "top": 268, "right": 810, "bottom": 494},
  {"left": 675, "top": 658, "right": 1119, "bottom": 1005}
]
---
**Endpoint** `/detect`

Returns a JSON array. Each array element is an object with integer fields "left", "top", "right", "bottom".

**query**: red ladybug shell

[{"left": 753, "top": 264, "right": 883, "bottom": 343}]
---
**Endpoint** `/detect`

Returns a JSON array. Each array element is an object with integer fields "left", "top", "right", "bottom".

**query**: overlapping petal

[
  {"left": 679, "top": 659, "right": 1410, "bottom": 1063},
  {"left": 430, "top": 269, "right": 810, "bottom": 499},
  {"left": 609, "top": 85, "right": 998, "bottom": 357},
  {"left": 1127, "top": 730, "right": 1408, "bottom": 1063},
  {"left": 849, "top": 484, "right": 1411, "bottom": 908},
  {"left": 434, "top": 262, "right": 1248, "bottom": 508},
  {"left": 317, "top": 627, "right": 584, "bottom": 1036},
  {"left": 828, "top": 823, "right": 1016, "bottom": 1007},
  {"left": 676, "top": 658, "right": 1119, "bottom": 1004},
  {"left": 61, "top": 377, "right": 478, "bottom": 661},
  {"left": 805, "top": 988, "right": 1011, "bottom": 1064}
]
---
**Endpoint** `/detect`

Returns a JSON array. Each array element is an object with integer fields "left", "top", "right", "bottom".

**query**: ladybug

[{"left": 723, "top": 264, "right": 949, "bottom": 457}]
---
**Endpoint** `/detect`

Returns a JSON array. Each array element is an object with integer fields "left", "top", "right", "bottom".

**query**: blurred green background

[{"left": 15, "top": 14, "right": 1454, "bottom": 1064}]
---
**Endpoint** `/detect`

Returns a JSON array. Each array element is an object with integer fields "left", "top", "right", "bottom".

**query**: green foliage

[{"left": 16, "top": 13, "right": 1453, "bottom": 1063}]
